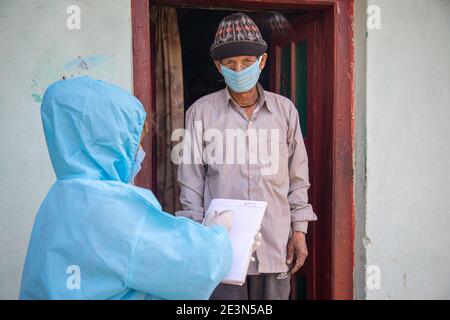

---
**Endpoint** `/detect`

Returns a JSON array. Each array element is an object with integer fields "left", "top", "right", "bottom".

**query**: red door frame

[
  {"left": 131, "top": 0, "right": 354, "bottom": 300},
  {"left": 132, "top": 0, "right": 153, "bottom": 190}
]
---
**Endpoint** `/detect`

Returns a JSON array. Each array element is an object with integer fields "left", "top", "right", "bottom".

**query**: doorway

[{"left": 132, "top": 0, "right": 354, "bottom": 300}]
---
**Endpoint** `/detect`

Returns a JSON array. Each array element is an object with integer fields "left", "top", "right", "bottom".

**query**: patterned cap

[{"left": 210, "top": 13, "right": 268, "bottom": 60}]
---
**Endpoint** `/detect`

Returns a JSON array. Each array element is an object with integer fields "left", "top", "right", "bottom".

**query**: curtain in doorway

[{"left": 151, "top": 7, "right": 184, "bottom": 213}]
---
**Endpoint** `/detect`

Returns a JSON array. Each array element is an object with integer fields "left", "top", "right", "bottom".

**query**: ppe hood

[{"left": 41, "top": 76, "right": 146, "bottom": 182}]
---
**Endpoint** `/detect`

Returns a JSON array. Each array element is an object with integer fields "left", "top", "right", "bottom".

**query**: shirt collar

[{"left": 224, "top": 83, "right": 272, "bottom": 113}]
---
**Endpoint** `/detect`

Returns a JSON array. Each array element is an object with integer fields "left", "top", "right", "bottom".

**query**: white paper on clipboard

[{"left": 205, "top": 198, "right": 267, "bottom": 285}]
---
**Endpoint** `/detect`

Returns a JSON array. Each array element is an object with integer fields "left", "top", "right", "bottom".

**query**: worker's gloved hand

[
  {"left": 250, "top": 231, "right": 262, "bottom": 262},
  {"left": 203, "top": 210, "right": 233, "bottom": 232}
]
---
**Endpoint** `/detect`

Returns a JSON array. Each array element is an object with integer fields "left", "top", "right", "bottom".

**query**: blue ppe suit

[{"left": 19, "top": 76, "right": 232, "bottom": 300}]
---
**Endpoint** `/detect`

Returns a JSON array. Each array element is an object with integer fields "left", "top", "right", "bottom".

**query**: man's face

[{"left": 214, "top": 53, "right": 268, "bottom": 73}]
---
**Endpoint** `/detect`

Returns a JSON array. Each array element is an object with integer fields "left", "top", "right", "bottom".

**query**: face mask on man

[
  {"left": 128, "top": 145, "right": 146, "bottom": 184},
  {"left": 220, "top": 56, "right": 263, "bottom": 93}
]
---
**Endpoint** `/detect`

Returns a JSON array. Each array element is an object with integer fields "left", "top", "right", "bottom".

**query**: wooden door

[{"left": 270, "top": 12, "right": 332, "bottom": 300}]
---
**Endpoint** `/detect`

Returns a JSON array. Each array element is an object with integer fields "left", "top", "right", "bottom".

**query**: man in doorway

[{"left": 176, "top": 12, "right": 317, "bottom": 300}]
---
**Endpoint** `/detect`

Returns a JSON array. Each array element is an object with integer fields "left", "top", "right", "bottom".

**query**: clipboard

[{"left": 205, "top": 198, "right": 267, "bottom": 285}]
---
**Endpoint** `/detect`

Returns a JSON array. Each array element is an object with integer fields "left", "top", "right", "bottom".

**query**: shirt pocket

[{"left": 261, "top": 136, "right": 289, "bottom": 187}]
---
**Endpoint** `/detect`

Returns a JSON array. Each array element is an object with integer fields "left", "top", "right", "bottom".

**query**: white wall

[
  {"left": 353, "top": 0, "right": 368, "bottom": 301},
  {"left": 358, "top": 0, "right": 450, "bottom": 299},
  {"left": 0, "top": 0, "right": 132, "bottom": 299}
]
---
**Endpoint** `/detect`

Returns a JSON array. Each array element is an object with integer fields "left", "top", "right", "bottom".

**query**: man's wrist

[{"left": 292, "top": 221, "right": 308, "bottom": 234}]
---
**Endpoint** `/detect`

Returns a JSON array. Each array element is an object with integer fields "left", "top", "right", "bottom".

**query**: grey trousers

[{"left": 210, "top": 274, "right": 291, "bottom": 300}]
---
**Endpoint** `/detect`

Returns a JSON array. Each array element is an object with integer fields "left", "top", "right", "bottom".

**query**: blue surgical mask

[
  {"left": 128, "top": 145, "right": 146, "bottom": 184},
  {"left": 220, "top": 56, "right": 262, "bottom": 93}
]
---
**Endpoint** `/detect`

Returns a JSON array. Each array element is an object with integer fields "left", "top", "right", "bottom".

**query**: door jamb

[{"left": 131, "top": 0, "right": 355, "bottom": 300}]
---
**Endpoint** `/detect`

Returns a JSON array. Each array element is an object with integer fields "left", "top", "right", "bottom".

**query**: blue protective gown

[{"left": 19, "top": 76, "right": 232, "bottom": 300}]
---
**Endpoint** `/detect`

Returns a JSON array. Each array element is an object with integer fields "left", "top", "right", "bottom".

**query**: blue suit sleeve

[{"left": 126, "top": 205, "right": 232, "bottom": 300}]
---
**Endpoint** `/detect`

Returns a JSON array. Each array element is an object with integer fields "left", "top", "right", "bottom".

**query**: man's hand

[
  {"left": 249, "top": 232, "right": 262, "bottom": 262},
  {"left": 286, "top": 231, "right": 308, "bottom": 274},
  {"left": 202, "top": 210, "right": 233, "bottom": 232}
]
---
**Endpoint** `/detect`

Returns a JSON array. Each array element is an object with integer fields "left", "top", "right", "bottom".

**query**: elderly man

[{"left": 176, "top": 12, "right": 317, "bottom": 300}]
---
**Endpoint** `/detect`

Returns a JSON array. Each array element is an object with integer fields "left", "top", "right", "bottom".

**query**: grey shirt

[{"left": 176, "top": 83, "right": 317, "bottom": 274}]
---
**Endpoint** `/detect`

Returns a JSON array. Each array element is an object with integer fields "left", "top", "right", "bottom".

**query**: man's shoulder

[
  {"left": 264, "top": 89, "right": 297, "bottom": 116},
  {"left": 186, "top": 88, "right": 226, "bottom": 116}
]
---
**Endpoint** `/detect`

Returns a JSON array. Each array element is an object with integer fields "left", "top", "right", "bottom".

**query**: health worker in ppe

[{"left": 19, "top": 75, "right": 233, "bottom": 300}]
